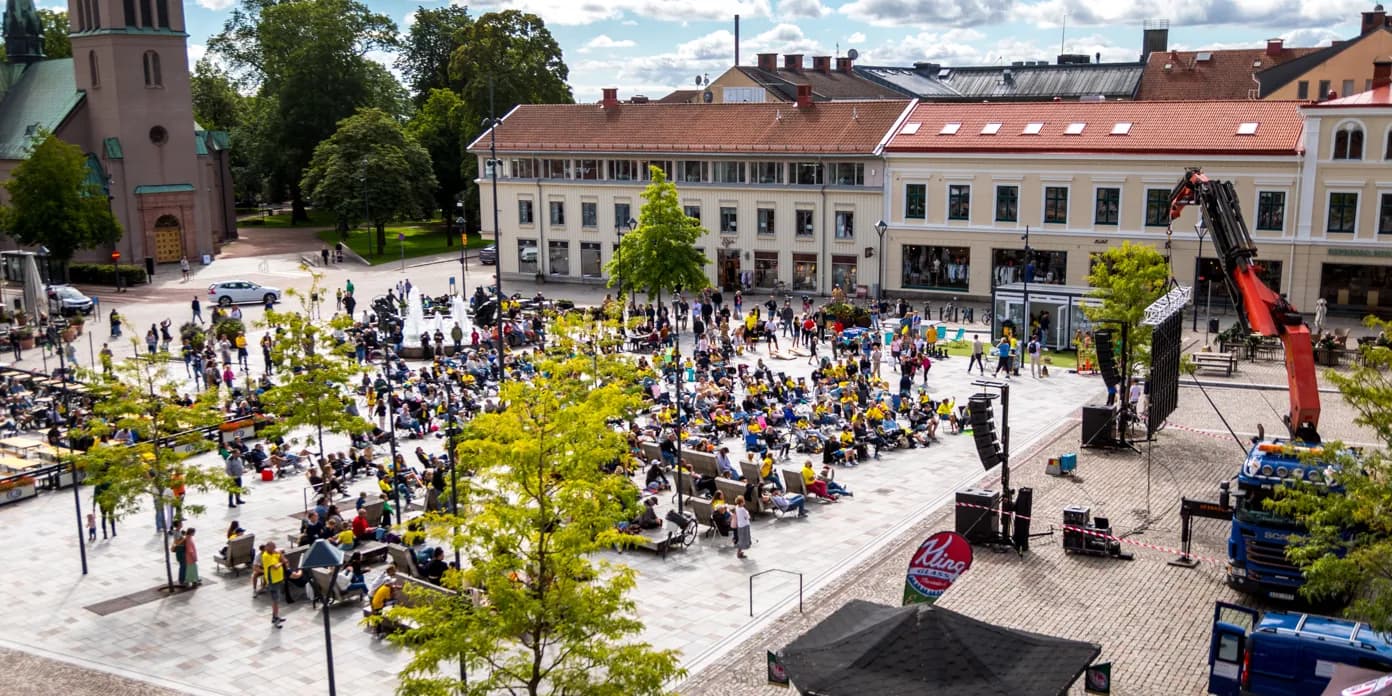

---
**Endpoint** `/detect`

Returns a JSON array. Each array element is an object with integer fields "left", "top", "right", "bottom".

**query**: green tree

[
  {"left": 450, "top": 10, "right": 573, "bottom": 126},
  {"left": 607, "top": 166, "right": 710, "bottom": 306},
  {"left": 39, "top": 9, "right": 70, "bottom": 58},
  {"left": 257, "top": 273, "right": 371, "bottom": 458},
  {"left": 301, "top": 108, "right": 437, "bottom": 255},
  {"left": 0, "top": 131, "right": 121, "bottom": 261},
  {"left": 407, "top": 88, "right": 469, "bottom": 244},
  {"left": 77, "top": 355, "right": 233, "bottom": 590},
  {"left": 1084, "top": 241, "right": 1170, "bottom": 365},
  {"left": 396, "top": 5, "right": 473, "bottom": 103},
  {"left": 190, "top": 57, "right": 245, "bottom": 131},
  {"left": 1270, "top": 317, "right": 1392, "bottom": 630},
  {"left": 386, "top": 348, "right": 684, "bottom": 695},
  {"left": 209, "top": 0, "right": 401, "bottom": 221}
]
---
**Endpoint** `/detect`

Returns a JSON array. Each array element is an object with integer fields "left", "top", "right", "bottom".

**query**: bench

[
  {"left": 739, "top": 460, "right": 762, "bottom": 485},
  {"left": 681, "top": 497, "right": 718, "bottom": 539},
  {"left": 783, "top": 469, "right": 807, "bottom": 497},
  {"left": 631, "top": 527, "right": 677, "bottom": 558},
  {"left": 367, "top": 575, "right": 461, "bottom": 637},
  {"left": 683, "top": 450, "right": 720, "bottom": 479},
  {"left": 714, "top": 477, "right": 765, "bottom": 514},
  {"left": 1191, "top": 351, "right": 1236, "bottom": 377},
  {"left": 387, "top": 543, "right": 425, "bottom": 579},
  {"left": 638, "top": 441, "right": 663, "bottom": 463},
  {"left": 310, "top": 566, "right": 367, "bottom": 607},
  {"left": 214, "top": 534, "right": 257, "bottom": 576}
]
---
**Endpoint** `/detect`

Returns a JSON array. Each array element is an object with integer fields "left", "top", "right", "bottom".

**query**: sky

[{"left": 165, "top": 0, "right": 1374, "bottom": 102}]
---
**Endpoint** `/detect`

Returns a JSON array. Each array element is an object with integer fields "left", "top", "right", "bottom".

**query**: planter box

[
  {"left": 17, "top": 337, "right": 34, "bottom": 350},
  {"left": 0, "top": 483, "right": 37, "bottom": 506}
]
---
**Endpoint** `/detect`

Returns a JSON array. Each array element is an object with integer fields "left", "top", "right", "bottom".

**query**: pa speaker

[
  {"left": 955, "top": 487, "right": 1001, "bottom": 544},
  {"left": 968, "top": 396, "right": 1002, "bottom": 470},
  {"left": 1095, "top": 329, "right": 1121, "bottom": 389},
  {"left": 1012, "top": 487, "right": 1034, "bottom": 552},
  {"left": 1081, "top": 404, "right": 1117, "bottom": 447}
]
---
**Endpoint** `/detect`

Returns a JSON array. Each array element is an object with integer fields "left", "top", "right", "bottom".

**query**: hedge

[{"left": 68, "top": 263, "right": 147, "bottom": 286}]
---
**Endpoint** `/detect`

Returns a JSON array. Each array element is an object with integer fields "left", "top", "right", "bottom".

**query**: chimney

[
  {"left": 784, "top": 54, "right": 804, "bottom": 72},
  {"left": 734, "top": 14, "right": 740, "bottom": 65},
  {"left": 1141, "top": 19, "right": 1169, "bottom": 62},
  {"left": 757, "top": 52, "right": 777, "bottom": 72},
  {"left": 836, "top": 56, "right": 853, "bottom": 73},
  {"left": 1375, "top": 58, "right": 1392, "bottom": 89},
  {"left": 796, "top": 84, "right": 813, "bottom": 108},
  {"left": 1266, "top": 38, "right": 1283, "bottom": 57},
  {"left": 913, "top": 61, "right": 940, "bottom": 74},
  {"left": 601, "top": 88, "right": 619, "bottom": 109},
  {"left": 1326, "top": 89, "right": 1339, "bottom": 101},
  {"left": 1362, "top": 5, "right": 1388, "bottom": 35},
  {"left": 812, "top": 55, "right": 831, "bottom": 73}
]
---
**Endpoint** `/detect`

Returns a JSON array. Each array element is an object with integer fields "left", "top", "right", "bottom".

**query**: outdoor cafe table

[
  {"left": 33, "top": 444, "right": 77, "bottom": 464},
  {"left": 0, "top": 454, "right": 38, "bottom": 473},
  {"left": 0, "top": 436, "right": 44, "bottom": 458}
]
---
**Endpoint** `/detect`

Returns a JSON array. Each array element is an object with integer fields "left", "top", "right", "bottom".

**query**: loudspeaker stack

[
  {"left": 1094, "top": 329, "right": 1121, "bottom": 389},
  {"left": 968, "top": 395, "right": 1002, "bottom": 471}
]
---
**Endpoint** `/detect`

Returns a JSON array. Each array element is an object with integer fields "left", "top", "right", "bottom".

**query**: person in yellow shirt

[
  {"left": 261, "top": 542, "right": 287, "bottom": 627},
  {"left": 760, "top": 454, "right": 782, "bottom": 491}
]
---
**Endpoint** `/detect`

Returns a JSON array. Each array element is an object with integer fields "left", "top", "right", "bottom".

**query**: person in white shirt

[{"left": 732, "top": 496, "right": 752, "bottom": 559}]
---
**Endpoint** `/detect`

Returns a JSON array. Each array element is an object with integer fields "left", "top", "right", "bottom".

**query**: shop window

[
  {"left": 518, "top": 240, "right": 538, "bottom": 274},
  {"left": 580, "top": 242, "right": 602, "bottom": 277},
  {"left": 902, "top": 245, "right": 969, "bottom": 291},
  {"left": 793, "top": 254, "right": 817, "bottom": 291},
  {"left": 993, "top": 248, "right": 1067, "bottom": 287},
  {"left": 754, "top": 251, "right": 779, "bottom": 288},
  {"left": 548, "top": 240, "right": 570, "bottom": 276},
  {"left": 831, "top": 255, "right": 858, "bottom": 292}
]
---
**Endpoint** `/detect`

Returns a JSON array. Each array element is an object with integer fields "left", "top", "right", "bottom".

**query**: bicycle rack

[{"left": 749, "top": 568, "right": 804, "bottom": 617}]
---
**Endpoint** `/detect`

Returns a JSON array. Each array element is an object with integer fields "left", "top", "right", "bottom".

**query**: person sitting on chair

[{"left": 760, "top": 485, "right": 808, "bottom": 518}]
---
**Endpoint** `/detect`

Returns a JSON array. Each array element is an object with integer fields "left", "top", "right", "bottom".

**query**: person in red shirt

[{"left": 352, "top": 509, "right": 373, "bottom": 541}]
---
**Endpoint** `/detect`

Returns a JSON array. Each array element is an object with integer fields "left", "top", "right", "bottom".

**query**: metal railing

[{"left": 749, "top": 568, "right": 804, "bottom": 617}]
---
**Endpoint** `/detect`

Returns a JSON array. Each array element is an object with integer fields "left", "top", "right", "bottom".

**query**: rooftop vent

[
  {"left": 900, "top": 122, "right": 921, "bottom": 135},
  {"left": 1236, "top": 122, "right": 1259, "bottom": 135},
  {"left": 1196, "top": 52, "right": 1213, "bottom": 62},
  {"left": 937, "top": 68, "right": 952, "bottom": 79},
  {"left": 939, "top": 122, "right": 961, "bottom": 135},
  {"left": 981, "top": 122, "right": 1002, "bottom": 135},
  {"left": 1110, "top": 122, "right": 1132, "bottom": 135},
  {"left": 1064, "top": 122, "right": 1086, "bottom": 135},
  {"left": 1022, "top": 122, "right": 1043, "bottom": 135}
]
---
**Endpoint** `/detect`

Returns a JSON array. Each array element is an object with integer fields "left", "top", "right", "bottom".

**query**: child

[{"left": 87, "top": 512, "right": 97, "bottom": 542}]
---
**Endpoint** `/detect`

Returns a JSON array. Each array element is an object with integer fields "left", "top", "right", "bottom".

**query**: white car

[{"left": 208, "top": 280, "right": 281, "bottom": 306}]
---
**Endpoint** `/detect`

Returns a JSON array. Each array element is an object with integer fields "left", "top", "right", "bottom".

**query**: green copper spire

[{"left": 3, "top": 0, "right": 45, "bottom": 65}]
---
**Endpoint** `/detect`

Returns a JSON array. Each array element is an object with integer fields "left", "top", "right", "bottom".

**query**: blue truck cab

[
  {"left": 1208, "top": 602, "right": 1392, "bottom": 695},
  {"left": 1228, "top": 440, "right": 1338, "bottom": 601}
]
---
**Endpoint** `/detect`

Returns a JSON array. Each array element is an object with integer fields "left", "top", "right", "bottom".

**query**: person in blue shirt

[{"left": 993, "top": 337, "right": 1013, "bottom": 378}]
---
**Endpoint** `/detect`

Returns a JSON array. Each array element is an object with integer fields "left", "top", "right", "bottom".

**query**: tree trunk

[
  {"left": 290, "top": 182, "right": 309, "bottom": 223},
  {"left": 157, "top": 492, "right": 174, "bottom": 590},
  {"left": 444, "top": 205, "right": 454, "bottom": 247},
  {"left": 376, "top": 223, "right": 387, "bottom": 256}
]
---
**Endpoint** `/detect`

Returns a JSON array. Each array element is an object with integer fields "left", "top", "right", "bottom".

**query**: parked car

[
  {"left": 208, "top": 280, "right": 281, "bottom": 306},
  {"left": 478, "top": 245, "right": 497, "bottom": 265},
  {"left": 47, "top": 285, "right": 94, "bottom": 316}
]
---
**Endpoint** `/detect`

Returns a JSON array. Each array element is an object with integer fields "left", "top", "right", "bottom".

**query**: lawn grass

[
  {"left": 239, "top": 208, "right": 336, "bottom": 228},
  {"left": 938, "top": 340, "right": 1080, "bottom": 370},
  {"left": 317, "top": 223, "right": 490, "bottom": 266}
]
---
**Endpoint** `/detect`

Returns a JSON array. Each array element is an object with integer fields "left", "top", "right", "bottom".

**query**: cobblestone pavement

[
  {"left": 0, "top": 646, "right": 185, "bottom": 696},
  {"left": 677, "top": 382, "right": 1382, "bottom": 696}
]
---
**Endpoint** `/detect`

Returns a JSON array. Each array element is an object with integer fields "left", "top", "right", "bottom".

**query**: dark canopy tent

[{"left": 781, "top": 599, "right": 1102, "bottom": 696}]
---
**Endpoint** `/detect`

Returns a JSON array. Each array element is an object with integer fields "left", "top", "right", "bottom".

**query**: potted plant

[
  {"left": 0, "top": 475, "right": 38, "bottom": 505},
  {"left": 67, "top": 315, "right": 85, "bottom": 337},
  {"left": 13, "top": 310, "right": 27, "bottom": 327}
]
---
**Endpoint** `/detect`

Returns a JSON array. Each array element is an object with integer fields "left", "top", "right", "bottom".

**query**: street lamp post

[
  {"left": 1021, "top": 226, "right": 1032, "bottom": 344},
  {"left": 873, "top": 220, "right": 887, "bottom": 303},
  {"left": 52, "top": 320, "right": 86, "bottom": 575},
  {"left": 381, "top": 352, "right": 403, "bottom": 526},
  {"left": 299, "top": 539, "right": 345, "bottom": 696},
  {"left": 1193, "top": 222, "right": 1208, "bottom": 332},
  {"left": 483, "top": 78, "right": 506, "bottom": 384},
  {"left": 457, "top": 199, "right": 467, "bottom": 295},
  {"left": 443, "top": 378, "right": 461, "bottom": 569}
]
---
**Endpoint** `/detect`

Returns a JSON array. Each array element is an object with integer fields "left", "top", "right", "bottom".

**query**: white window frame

[
  {"left": 945, "top": 182, "right": 971, "bottom": 223},
  {"left": 993, "top": 183, "right": 1020, "bottom": 225},
  {"left": 1091, "top": 185, "right": 1121, "bottom": 227},
  {"left": 1253, "top": 189, "right": 1288, "bottom": 233},
  {"left": 1042, "top": 184, "right": 1071, "bottom": 226},
  {"left": 1324, "top": 189, "right": 1361, "bottom": 235}
]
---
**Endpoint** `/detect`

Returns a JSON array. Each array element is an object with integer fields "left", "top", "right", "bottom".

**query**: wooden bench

[
  {"left": 682, "top": 497, "right": 718, "bottom": 539},
  {"left": 739, "top": 460, "right": 762, "bottom": 485},
  {"left": 310, "top": 566, "right": 367, "bottom": 607},
  {"left": 214, "top": 534, "right": 257, "bottom": 576},
  {"left": 1191, "top": 351, "right": 1236, "bottom": 377},
  {"left": 714, "top": 477, "right": 766, "bottom": 514},
  {"left": 387, "top": 543, "right": 425, "bottom": 579},
  {"left": 683, "top": 450, "right": 720, "bottom": 479},
  {"left": 631, "top": 527, "right": 677, "bottom": 558}
]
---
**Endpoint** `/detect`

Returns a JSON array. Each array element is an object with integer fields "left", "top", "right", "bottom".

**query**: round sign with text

[{"left": 904, "top": 531, "right": 974, "bottom": 604}]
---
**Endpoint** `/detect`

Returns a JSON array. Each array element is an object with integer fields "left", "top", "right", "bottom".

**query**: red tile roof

[
  {"left": 884, "top": 100, "right": 1303, "bottom": 156},
  {"left": 1136, "top": 47, "right": 1320, "bottom": 100},
  {"left": 1302, "top": 84, "right": 1392, "bottom": 106},
  {"left": 467, "top": 101, "right": 914, "bottom": 154},
  {"left": 655, "top": 89, "right": 701, "bottom": 104}
]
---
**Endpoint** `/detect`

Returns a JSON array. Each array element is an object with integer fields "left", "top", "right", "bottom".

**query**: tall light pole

[
  {"left": 443, "top": 378, "right": 461, "bottom": 569},
  {"left": 52, "top": 320, "right": 86, "bottom": 575},
  {"left": 457, "top": 198, "right": 467, "bottom": 295},
  {"left": 381, "top": 350, "right": 402, "bottom": 526},
  {"left": 1193, "top": 221, "right": 1208, "bottom": 332},
  {"left": 1021, "top": 226, "right": 1031, "bottom": 344},
  {"left": 483, "top": 78, "right": 506, "bottom": 383},
  {"left": 873, "top": 219, "right": 887, "bottom": 303}
]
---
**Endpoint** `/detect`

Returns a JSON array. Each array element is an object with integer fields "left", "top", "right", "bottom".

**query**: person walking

[
  {"left": 183, "top": 528, "right": 201, "bottom": 586},
  {"left": 95, "top": 482, "right": 116, "bottom": 538},
  {"left": 262, "top": 542, "right": 287, "bottom": 627},
  {"left": 733, "top": 496, "right": 752, "bottom": 559},
  {"left": 225, "top": 452, "right": 246, "bottom": 507},
  {"left": 99, "top": 343, "right": 114, "bottom": 376},
  {"left": 179, "top": 256, "right": 191, "bottom": 281},
  {"left": 109, "top": 309, "right": 122, "bottom": 337},
  {"left": 171, "top": 527, "right": 188, "bottom": 587},
  {"left": 191, "top": 296, "right": 204, "bottom": 324},
  {"left": 967, "top": 334, "right": 985, "bottom": 374},
  {"left": 992, "top": 336, "right": 1012, "bottom": 379}
]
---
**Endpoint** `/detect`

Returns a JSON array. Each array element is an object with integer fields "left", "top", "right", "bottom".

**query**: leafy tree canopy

[
  {"left": 396, "top": 5, "right": 472, "bottom": 103},
  {"left": 607, "top": 166, "right": 710, "bottom": 305},
  {"left": 1084, "top": 241, "right": 1171, "bottom": 365},
  {"left": 0, "top": 131, "right": 120, "bottom": 261},
  {"left": 190, "top": 57, "right": 245, "bottom": 132},
  {"left": 406, "top": 88, "right": 470, "bottom": 228},
  {"left": 450, "top": 10, "right": 573, "bottom": 129},
  {"left": 301, "top": 108, "right": 437, "bottom": 255}
]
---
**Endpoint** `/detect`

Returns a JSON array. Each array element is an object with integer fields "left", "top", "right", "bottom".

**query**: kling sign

[{"left": 903, "top": 531, "right": 973, "bottom": 605}]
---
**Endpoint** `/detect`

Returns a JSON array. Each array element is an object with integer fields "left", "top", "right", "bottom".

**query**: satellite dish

[
  {"left": 847, "top": 48, "right": 859, "bottom": 60},
  {"left": 703, "top": 89, "right": 714, "bottom": 103}
]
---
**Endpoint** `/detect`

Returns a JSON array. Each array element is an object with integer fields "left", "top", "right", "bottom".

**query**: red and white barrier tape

[
  {"left": 953, "top": 501, "right": 1225, "bottom": 564},
  {"left": 1165, "top": 422, "right": 1237, "bottom": 442}
]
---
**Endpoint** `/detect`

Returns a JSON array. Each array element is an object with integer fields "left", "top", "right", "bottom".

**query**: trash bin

[
  {"left": 144, "top": 256, "right": 155, "bottom": 277},
  {"left": 1208, "top": 318, "right": 1219, "bottom": 334}
]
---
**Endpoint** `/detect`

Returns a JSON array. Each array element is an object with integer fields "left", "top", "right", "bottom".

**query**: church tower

[
  {"left": 3, "top": 0, "right": 45, "bottom": 65},
  {"left": 68, "top": 0, "right": 209, "bottom": 264}
]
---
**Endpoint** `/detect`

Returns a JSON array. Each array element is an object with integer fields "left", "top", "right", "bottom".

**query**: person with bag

[
  {"left": 171, "top": 527, "right": 188, "bottom": 587},
  {"left": 1027, "top": 336, "right": 1042, "bottom": 378},
  {"left": 733, "top": 496, "right": 752, "bottom": 560},
  {"left": 183, "top": 528, "right": 201, "bottom": 586}
]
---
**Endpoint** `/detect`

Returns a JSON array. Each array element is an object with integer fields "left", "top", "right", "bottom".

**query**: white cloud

[
  {"left": 839, "top": 0, "right": 1012, "bottom": 27},
  {"left": 747, "top": 22, "right": 825, "bottom": 55},
  {"left": 580, "top": 34, "right": 638, "bottom": 53},
  {"left": 1281, "top": 27, "right": 1344, "bottom": 47},
  {"left": 1016, "top": 0, "right": 1368, "bottom": 29},
  {"left": 778, "top": 0, "right": 830, "bottom": 19},
  {"left": 194, "top": 0, "right": 236, "bottom": 10},
  {"left": 187, "top": 43, "right": 207, "bottom": 66},
  {"left": 621, "top": 19, "right": 639, "bottom": 25},
  {"left": 466, "top": 0, "right": 770, "bottom": 26},
  {"left": 847, "top": 32, "right": 866, "bottom": 44}
]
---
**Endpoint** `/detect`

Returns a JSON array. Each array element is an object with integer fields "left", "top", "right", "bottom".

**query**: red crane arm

[{"left": 1169, "top": 168, "right": 1321, "bottom": 437}]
